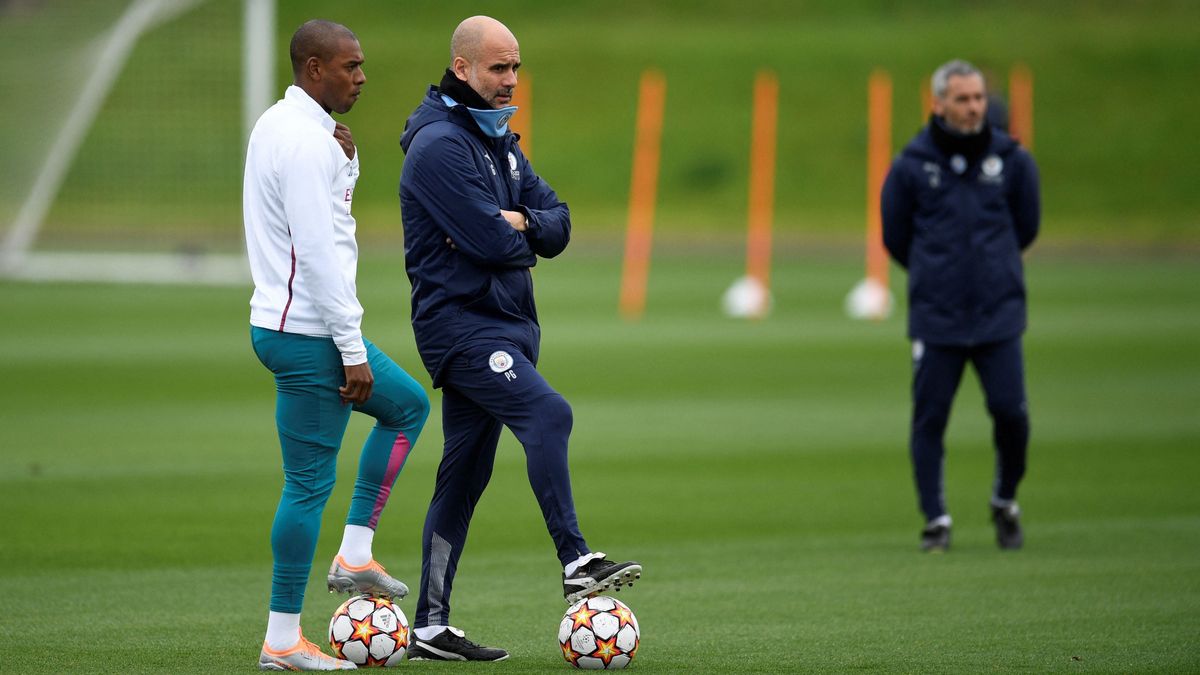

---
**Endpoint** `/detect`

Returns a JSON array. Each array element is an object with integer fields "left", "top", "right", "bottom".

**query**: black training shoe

[
  {"left": 991, "top": 503, "right": 1024, "bottom": 550},
  {"left": 563, "top": 552, "right": 642, "bottom": 603},
  {"left": 920, "top": 515, "right": 952, "bottom": 552},
  {"left": 407, "top": 627, "right": 508, "bottom": 662}
]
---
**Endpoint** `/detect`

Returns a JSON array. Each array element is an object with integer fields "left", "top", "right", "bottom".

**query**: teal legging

[{"left": 251, "top": 327, "right": 430, "bottom": 614}]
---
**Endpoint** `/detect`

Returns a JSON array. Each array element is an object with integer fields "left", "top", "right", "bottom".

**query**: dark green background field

[
  {"left": 1, "top": 1, "right": 1199, "bottom": 673},
  {"left": 3, "top": 0, "right": 1197, "bottom": 247}
]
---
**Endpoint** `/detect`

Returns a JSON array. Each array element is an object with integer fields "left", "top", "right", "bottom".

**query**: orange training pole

[
  {"left": 618, "top": 69, "right": 666, "bottom": 321},
  {"left": 511, "top": 72, "right": 531, "bottom": 159},
  {"left": 1008, "top": 63, "right": 1033, "bottom": 150},
  {"left": 866, "top": 70, "right": 892, "bottom": 293},
  {"left": 745, "top": 70, "right": 778, "bottom": 307}
]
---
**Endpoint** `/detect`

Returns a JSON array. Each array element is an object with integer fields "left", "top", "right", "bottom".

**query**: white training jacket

[{"left": 243, "top": 85, "right": 367, "bottom": 366}]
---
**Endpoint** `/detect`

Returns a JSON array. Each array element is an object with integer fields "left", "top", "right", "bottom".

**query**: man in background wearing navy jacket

[
  {"left": 398, "top": 15, "right": 641, "bottom": 662},
  {"left": 882, "top": 59, "right": 1040, "bottom": 553}
]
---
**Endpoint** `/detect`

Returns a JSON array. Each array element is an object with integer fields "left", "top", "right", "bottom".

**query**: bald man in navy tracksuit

[
  {"left": 396, "top": 16, "right": 641, "bottom": 662},
  {"left": 882, "top": 60, "right": 1040, "bottom": 552}
]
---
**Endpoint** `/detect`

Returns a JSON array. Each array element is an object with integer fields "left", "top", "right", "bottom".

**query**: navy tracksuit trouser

[
  {"left": 911, "top": 336, "right": 1030, "bottom": 522},
  {"left": 415, "top": 340, "right": 589, "bottom": 629}
]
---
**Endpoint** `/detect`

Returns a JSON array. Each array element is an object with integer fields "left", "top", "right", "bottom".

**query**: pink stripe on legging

[{"left": 367, "top": 432, "right": 411, "bottom": 529}]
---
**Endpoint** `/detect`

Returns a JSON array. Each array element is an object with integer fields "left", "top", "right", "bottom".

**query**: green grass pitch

[{"left": 0, "top": 250, "right": 1197, "bottom": 672}]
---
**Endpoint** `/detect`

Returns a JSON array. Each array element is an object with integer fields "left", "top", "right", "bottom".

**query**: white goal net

[{"left": 0, "top": 0, "right": 273, "bottom": 284}]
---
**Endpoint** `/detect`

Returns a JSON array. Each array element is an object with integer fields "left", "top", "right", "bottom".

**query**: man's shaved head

[
  {"left": 290, "top": 19, "right": 358, "bottom": 78},
  {"left": 450, "top": 15, "right": 516, "bottom": 64},
  {"left": 447, "top": 15, "right": 521, "bottom": 109}
]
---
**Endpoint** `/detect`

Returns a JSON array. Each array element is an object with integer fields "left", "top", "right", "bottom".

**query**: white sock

[
  {"left": 337, "top": 524, "right": 374, "bottom": 567},
  {"left": 265, "top": 612, "right": 301, "bottom": 651},
  {"left": 564, "top": 551, "right": 603, "bottom": 577},
  {"left": 415, "top": 625, "right": 453, "bottom": 641},
  {"left": 928, "top": 514, "right": 952, "bottom": 528}
]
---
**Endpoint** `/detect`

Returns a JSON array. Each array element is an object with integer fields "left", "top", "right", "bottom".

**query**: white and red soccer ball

[
  {"left": 328, "top": 594, "right": 409, "bottom": 667},
  {"left": 558, "top": 595, "right": 640, "bottom": 669}
]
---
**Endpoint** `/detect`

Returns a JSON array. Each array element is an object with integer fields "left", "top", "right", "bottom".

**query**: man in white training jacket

[{"left": 243, "top": 18, "right": 429, "bottom": 672}]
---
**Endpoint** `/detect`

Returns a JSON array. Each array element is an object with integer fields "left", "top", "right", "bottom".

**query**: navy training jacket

[
  {"left": 399, "top": 86, "right": 571, "bottom": 387},
  {"left": 881, "top": 123, "right": 1040, "bottom": 346}
]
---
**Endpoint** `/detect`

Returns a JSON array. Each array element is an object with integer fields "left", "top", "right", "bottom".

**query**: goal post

[
  {"left": 243, "top": 0, "right": 275, "bottom": 152},
  {"left": 0, "top": 0, "right": 274, "bottom": 285}
]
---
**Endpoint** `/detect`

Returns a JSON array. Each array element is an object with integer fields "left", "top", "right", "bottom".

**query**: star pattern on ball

[
  {"left": 570, "top": 604, "right": 598, "bottom": 631},
  {"left": 611, "top": 603, "right": 635, "bottom": 628},
  {"left": 350, "top": 615, "right": 376, "bottom": 645},
  {"left": 559, "top": 597, "right": 639, "bottom": 669},
  {"left": 592, "top": 635, "right": 620, "bottom": 666},
  {"left": 561, "top": 639, "right": 581, "bottom": 666},
  {"left": 330, "top": 595, "right": 409, "bottom": 667}
]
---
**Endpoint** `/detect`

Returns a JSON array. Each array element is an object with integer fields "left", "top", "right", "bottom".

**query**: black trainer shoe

[
  {"left": 920, "top": 515, "right": 951, "bottom": 552},
  {"left": 991, "top": 503, "right": 1024, "bottom": 550},
  {"left": 563, "top": 552, "right": 642, "bottom": 603},
  {"left": 407, "top": 627, "right": 508, "bottom": 662}
]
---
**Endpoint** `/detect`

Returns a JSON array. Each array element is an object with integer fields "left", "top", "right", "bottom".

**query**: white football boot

[
  {"left": 326, "top": 555, "right": 409, "bottom": 599},
  {"left": 258, "top": 634, "right": 356, "bottom": 671}
]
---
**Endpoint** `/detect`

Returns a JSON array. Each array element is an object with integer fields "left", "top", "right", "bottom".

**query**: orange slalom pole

[
  {"left": 920, "top": 78, "right": 932, "bottom": 120},
  {"left": 866, "top": 70, "right": 892, "bottom": 294},
  {"left": 745, "top": 70, "right": 779, "bottom": 313},
  {"left": 618, "top": 70, "right": 666, "bottom": 321},
  {"left": 1009, "top": 63, "right": 1033, "bottom": 150},
  {"left": 511, "top": 72, "right": 531, "bottom": 159}
]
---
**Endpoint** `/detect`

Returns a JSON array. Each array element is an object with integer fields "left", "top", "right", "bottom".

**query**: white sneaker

[
  {"left": 258, "top": 635, "right": 357, "bottom": 671},
  {"left": 327, "top": 555, "right": 409, "bottom": 599}
]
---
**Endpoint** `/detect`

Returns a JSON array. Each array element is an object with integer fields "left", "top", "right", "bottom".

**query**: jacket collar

[
  {"left": 284, "top": 85, "right": 336, "bottom": 133},
  {"left": 436, "top": 70, "right": 517, "bottom": 139},
  {"left": 439, "top": 68, "right": 491, "bottom": 110},
  {"left": 928, "top": 114, "right": 991, "bottom": 162}
]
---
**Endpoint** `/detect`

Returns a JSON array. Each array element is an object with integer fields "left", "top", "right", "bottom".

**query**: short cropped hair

[
  {"left": 290, "top": 19, "right": 357, "bottom": 77},
  {"left": 932, "top": 59, "right": 983, "bottom": 99}
]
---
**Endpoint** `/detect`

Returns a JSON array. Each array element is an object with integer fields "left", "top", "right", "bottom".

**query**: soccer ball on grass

[
  {"left": 721, "top": 275, "right": 773, "bottom": 319},
  {"left": 844, "top": 276, "right": 894, "bottom": 320},
  {"left": 558, "top": 595, "right": 640, "bottom": 669},
  {"left": 328, "top": 594, "right": 409, "bottom": 667}
]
